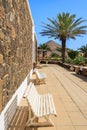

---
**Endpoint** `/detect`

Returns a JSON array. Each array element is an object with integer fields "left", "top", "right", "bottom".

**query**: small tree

[
  {"left": 38, "top": 43, "right": 51, "bottom": 51},
  {"left": 78, "top": 44, "right": 87, "bottom": 57},
  {"left": 38, "top": 43, "right": 51, "bottom": 58},
  {"left": 74, "top": 56, "right": 85, "bottom": 65},
  {"left": 68, "top": 50, "right": 79, "bottom": 59}
]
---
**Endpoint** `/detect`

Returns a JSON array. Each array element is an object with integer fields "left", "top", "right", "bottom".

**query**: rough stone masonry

[{"left": 0, "top": 0, "right": 34, "bottom": 111}]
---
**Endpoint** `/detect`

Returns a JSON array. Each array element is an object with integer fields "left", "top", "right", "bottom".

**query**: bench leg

[
  {"left": 26, "top": 115, "right": 54, "bottom": 128},
  {"left": 45, "top": 116, "right": 54, "bottom": 126},
  {"left": 36, "top": 79, "right": 46, "bottom": 85},
  {"left": 26, "top": 116, "right": 36, "bottom": 126}
]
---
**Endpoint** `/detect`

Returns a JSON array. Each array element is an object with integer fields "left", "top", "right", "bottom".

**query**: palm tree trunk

[{"left": 61, "top": 39, "right": 66, "bottom": 63}]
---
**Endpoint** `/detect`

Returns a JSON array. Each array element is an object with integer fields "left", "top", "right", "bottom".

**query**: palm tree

[
  {"left": 40, "top": 12, "right": 87, "bottom": 63},
  {"left": 38, "top": 43, "right": 51, "bottom": 58},
  {"left": 38, "top": 43, "right": 50, "bottom": 51},
  {"left": 78, "top": 44, "right": 87, "bottom": 57}
]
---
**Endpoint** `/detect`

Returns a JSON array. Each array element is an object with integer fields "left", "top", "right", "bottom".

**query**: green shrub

[
  {"left": 68, "top": 50, "right": 79, "bottom": 60},
  {"left": 50, "top": 53, "right": 59, "bottom": 58},
  {"left": 84, "top": 58, "right": 87, "bottom": 64},
  {"left": 66, "top": 57, "right": 73, "bottom": 64},
  {"left": 74, "top": 56, "right": 85, "bottom": 65}
]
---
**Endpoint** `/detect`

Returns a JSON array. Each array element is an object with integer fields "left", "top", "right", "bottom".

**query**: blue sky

[{"left": 28, "top": 0, "right": 87, "bottom": 50}]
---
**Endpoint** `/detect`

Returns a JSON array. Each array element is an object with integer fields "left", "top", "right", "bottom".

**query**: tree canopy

[{"left": 40, "top": 12, "right": 87, "bottom": 62}]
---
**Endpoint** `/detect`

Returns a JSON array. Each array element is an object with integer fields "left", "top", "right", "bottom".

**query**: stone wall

[{"left": 0, "top": 0, "right": 35, "bottom": 111}]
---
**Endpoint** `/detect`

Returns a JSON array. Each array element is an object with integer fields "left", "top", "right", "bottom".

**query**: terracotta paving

[{"left": 19, "top": 64, "right": 87, "bottom": 130}]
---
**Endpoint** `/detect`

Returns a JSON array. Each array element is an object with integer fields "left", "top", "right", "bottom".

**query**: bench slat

[
  {"left": 31, "top": 89, "right": 38, "bottom": 114},
  {"left": 40, "top": 95, "right": 42, "bottom": 117},
  {"left": 15, "top": 108, "right": 23, "bottom": 126},
  {"left": 37, "top": 95, "right": 40, "bottom": 117},
  {"left": 43, "top": 94, "right": 47, "bottom": 116},
  {"left": 45, "top": 94, "right": 49, "bottom": 115},
  {"left": 49, "top": 94, "right": 57, "bottom": 116},
  {"left": 28, "top": 84, "right": 34, "bottom": 99},
  {"left": 34, "top": 95, "right": 39, "bottom": 116},
  {"left": 23, "top": 82, "right": 32, "bottom": 98},
  {"left": 10, "top": 109, "right": 20, "bottom": 126},
  {"left": 48, "top": 94, "right": 53, "bottom": 114}
]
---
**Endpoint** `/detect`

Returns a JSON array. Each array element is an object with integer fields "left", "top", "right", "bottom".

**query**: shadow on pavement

[{"left": 72, "top": 73, "right": 87, "bottom": 82}]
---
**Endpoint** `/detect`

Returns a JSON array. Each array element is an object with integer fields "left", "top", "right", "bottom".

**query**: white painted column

[{"left": 32, "top": 25, "right": 35, "bottom": 63}]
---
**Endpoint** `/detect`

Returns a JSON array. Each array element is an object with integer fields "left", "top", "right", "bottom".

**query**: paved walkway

[{"left": 20, "top": 64, "right": 87, "bottom": 130}]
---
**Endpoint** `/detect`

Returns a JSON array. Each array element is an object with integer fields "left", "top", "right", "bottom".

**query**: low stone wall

[
  {"left": 57, "top": 62, "right": 87, "bottom": 76},
  {"left": 0, "top": 0, "right": 35, "bottom": 111},
  {"left": 82, "top": 67, "right": 87, "bottom": 76}
]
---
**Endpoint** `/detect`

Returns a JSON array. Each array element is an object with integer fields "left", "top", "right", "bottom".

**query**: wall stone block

[
  {"left": 0, "top": 29, "right": 4, "bottom": 40},
  {"left": 0, "top": 54, "right": 3, "bottom": 64}
]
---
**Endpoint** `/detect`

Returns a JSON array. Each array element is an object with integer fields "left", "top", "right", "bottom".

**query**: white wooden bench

[
  {"left": 4, "top": 95, "right": 28, "bottom": 130},
  {"left": 4, "top": 96, "right": 17, "bottom": 130},
  {"left": 8, "top": 106, "right": 28, "bottom": 130},
  {"left": 23, "top": 82, "right": 57, "bottom": 128},
  {"left": 34, "top": 69, "right": 47, "bottom": 84}
]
